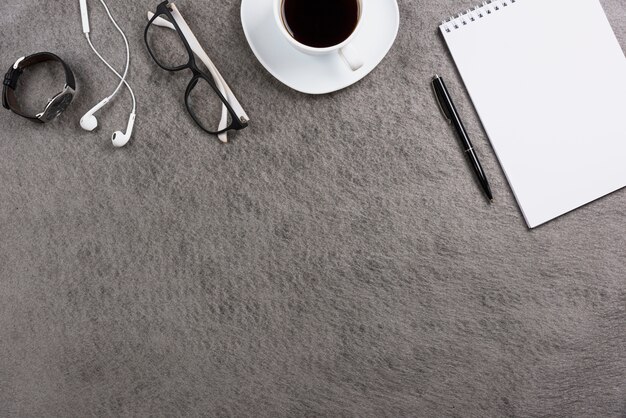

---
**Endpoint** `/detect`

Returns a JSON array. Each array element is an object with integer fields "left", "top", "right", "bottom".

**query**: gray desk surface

[{"left": 1, "top": 0, "right": 624, "bottom": 416}]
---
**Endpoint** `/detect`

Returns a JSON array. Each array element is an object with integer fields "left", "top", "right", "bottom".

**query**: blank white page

[{"left": 441, "top": 0, "right": 626, "bottom": 228}]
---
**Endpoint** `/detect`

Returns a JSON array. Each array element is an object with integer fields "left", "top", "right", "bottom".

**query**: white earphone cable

[
  {"left": 85, "top": 34, "right": 136, "bottom": 113},
  {"left": 85, "top": 0, "right": 136, "bottom": 113}
]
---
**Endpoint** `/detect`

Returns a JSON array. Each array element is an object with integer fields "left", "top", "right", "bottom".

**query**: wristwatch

[{"left": 2, "top": 52, "right": 76, "bottom": 123}]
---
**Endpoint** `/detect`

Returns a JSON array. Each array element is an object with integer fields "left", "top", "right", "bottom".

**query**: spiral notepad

[{"left": 440, "top": 0, "right": 626, "bottom": 228}]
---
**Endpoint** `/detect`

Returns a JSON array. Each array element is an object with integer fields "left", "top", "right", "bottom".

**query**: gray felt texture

[{"left": 0, "top": 0, "right": 625, "bottom": 416}]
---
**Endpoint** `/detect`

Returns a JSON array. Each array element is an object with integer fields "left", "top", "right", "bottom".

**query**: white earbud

[
  {"left": 80, "top": 97, "right": 109, "bottom": 131},
  {"left": 80, "top": 0, "right": 90, "bottom": 34},
  {"left": 111, "top": 113, "right": 135, "bottom": 148}
]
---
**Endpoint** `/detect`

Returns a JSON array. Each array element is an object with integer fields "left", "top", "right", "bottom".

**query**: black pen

[{"left": 432, "top": 75, "right": 493, "bottom": 202}]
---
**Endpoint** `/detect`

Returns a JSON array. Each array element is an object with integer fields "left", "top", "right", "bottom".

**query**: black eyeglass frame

[{"left": 144, "top": 1, "right": 247, "bottom": 135}]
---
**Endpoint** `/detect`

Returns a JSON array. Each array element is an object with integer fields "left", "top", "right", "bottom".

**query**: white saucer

[{"left": 241, "top": 0, "right": 400, "bottom": 95}]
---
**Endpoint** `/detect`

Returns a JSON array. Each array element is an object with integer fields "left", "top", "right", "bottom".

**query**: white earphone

[
  {"left": 80, "top": 97, "right": 108, "bottom": 131},
  {"left": 79, "top": 0, "right": 136, "bottom": 148},
  {"left": 112, "top": 112, "right": 136, "bottom": 148}
]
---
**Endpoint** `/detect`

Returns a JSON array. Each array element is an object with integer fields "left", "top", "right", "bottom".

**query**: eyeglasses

[{"left": 145, "top": 1, "right": 248, "bottom": 139}]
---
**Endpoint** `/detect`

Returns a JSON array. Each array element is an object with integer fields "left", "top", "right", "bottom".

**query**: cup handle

[{"left": 339, "top": 44, "right": 364, "bottom": 71}]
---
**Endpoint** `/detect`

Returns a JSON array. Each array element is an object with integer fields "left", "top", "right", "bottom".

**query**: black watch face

[{"left": 40, "top": 92, "right": 73, "bottom": 122}]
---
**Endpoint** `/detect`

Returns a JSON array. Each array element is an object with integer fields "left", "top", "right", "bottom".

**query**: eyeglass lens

[{"left": 187, "top": 76, "right": 233, "bottom": 133}]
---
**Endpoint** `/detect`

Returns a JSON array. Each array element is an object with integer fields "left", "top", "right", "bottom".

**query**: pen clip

[{"left": 432, "top": 76, "right": 453, "bottom": 123}]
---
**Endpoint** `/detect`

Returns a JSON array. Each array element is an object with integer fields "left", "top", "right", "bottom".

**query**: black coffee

[{"left": 282, "top": 0, "right": 360, "bottom": 48}]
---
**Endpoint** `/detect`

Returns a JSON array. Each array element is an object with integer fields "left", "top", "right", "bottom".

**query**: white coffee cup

[{"left": 273, "top": 0, "right": 365, "bottom": 71}]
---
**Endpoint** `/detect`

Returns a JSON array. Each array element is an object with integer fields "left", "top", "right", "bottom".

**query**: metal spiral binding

[{"left": 441, "top": 0, "right": 517, "bottom": 33}]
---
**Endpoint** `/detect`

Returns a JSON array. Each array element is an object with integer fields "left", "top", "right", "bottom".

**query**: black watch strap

[{"left": 2, "top": 52, "right": 76, "bottom": 122}]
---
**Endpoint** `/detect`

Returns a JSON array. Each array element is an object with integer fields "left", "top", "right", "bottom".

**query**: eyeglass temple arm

[
  {"left": 148, "top": 13, "right": 176, "bottom": 30},
  {"left": 147, "top": 9, "right": 249, "bottom": 124}
]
